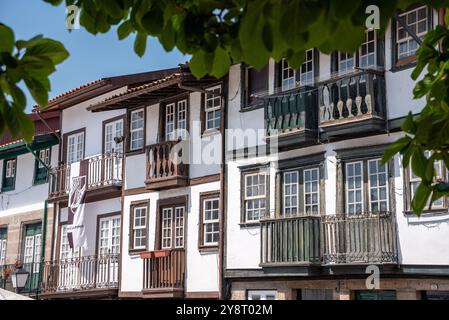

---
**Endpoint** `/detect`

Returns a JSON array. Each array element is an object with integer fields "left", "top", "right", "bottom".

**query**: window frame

[
  {"left": 160, "top": 96, "right": 190, "bottom": 142},
  {"left": 240, "top": 167, "right": 270, "bottom": 224},
  {"left": 96, "top": 213, "right": 121, "bottom": 257},
  {"left": 241, "top": 65, "right": 268, "bottom": 110},
  {"left": 33, "top": 147, "right": 51, "bottom": 185},
  {"left": 2, "top": 158, "right": 17, "bottom": 192},
  {"left": 155, "top": 196, "right": 187, "bottom": 250},
  {"left": 102, "top": 115, "right": 125, "bottom": 155},
  {"left": 247, "top": 290, "right": 277, "bottom": 300},
  {"left": 129, "top": 108, "right": 145, "bottom": 152},
  {"left": 0, "top": 227, "right": 7, "bottom": 266},
  {"left": 63, "top": 128, "right": 86, "bottom": 164},
  {"left": 198, "top": 191, "right": 221, "bottom": 250},
  {"left": 129, "top": 201, "right": 149, "bottom": 254},
  {"left": 279, "top": 49, "right": 316, "bottom": 92},
  {"left": 204, "top": 85, "right": 222, "bottom": 131}
]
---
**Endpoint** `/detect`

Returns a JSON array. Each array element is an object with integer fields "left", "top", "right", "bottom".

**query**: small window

[
  {"left": 243, "top": 66, "right": 268, "bottom": 108},
  {"left": 205, "top": 86, "right": 221, "bottom": 131},
  {"left": 104, "top": 118, "right": 124, "bottom": 154},
  {"left": 34, "top": 148, "right": 51, "bottom": 184},
  {"left": 396, "top": 6, "right": 428, "bottom": 60},
  {"left": 67, "top": 131, "right": 84, "bottom": 163},
  {"left": 2, "top": 158, "right": 17, "bottom": 191},
  {"left": 131, "top": 205, "right": 147, "bottom": 251},
  {"left": 130, "top": 109, "right": 145, "bottom": 151},
  {"left": 243, "top": 171, "right": 268, "bottom": 223},
  {"left": 159, "top": 204, "right": 185, "bottom": 249},
  {"left": 247, "top": 290, "right": 277, "bottom": 300},
  {"left": 200, "top": 195, "right": 220, "bottom": 247}
]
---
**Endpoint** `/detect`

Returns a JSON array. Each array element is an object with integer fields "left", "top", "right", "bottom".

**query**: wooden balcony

[
  {"left": 145, "top": 141, "right": 188, "bottom": 190},
  {"left": 322, "top": 212, "right": 398, "bottom": 265},
  {"left": 265, "top": 87, "right": 318, "bottom": 148},
  {"left": 259, "top": 211, "right": 398, "bottom": 268},
  {"left": 141, "top": 249, "right": 185, "bottom": 298},
  {"left": 40, "top": 254, "right": 119, "bottom": 299},
  {"left": 260, "top": 214, "right": 321, "bottom": 267},
  {"left": 319, "top": 70, "right": 386, "bottom": 138},
  {"left": 48, "top": 152, "right": 123, "bottom": 202}
]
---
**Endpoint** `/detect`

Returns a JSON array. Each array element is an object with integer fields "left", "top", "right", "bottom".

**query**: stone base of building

[{"left": 228, "top": 278, "right": 449, "bottom": 300}]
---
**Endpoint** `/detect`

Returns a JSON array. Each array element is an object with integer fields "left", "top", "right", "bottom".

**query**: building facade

[
  {"left": 1, "top": 4, "right": 449, "bottom": 301},
  {"left": 224, "top": 5, "right": 449, "bottom": 300}
]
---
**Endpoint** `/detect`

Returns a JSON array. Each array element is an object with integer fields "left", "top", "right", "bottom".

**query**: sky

[{"left": 0, "top": 0, "right": 188, "bottom": 111}]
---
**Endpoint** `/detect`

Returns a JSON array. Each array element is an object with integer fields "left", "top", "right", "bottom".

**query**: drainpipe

[{"left": 24, "top": 143, "right": 52, "bottom": 299}]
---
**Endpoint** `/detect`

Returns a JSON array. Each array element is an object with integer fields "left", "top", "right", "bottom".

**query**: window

[
  {"left": 281, "top": 167, "right": 320, "bottom": 216},
  {"left": 130, "top": 109, "right": 144, "bottom": 151},
  {"left": 0, "top": 228, "right": 7, "bottom": 266},
  {"left": 98, "top": 215, "right": 121, "bottom": 256},
  {"left": 243, "top": 65, "right": 268, "bottom": 108},
  {"left": 22, "top": 223, "right": 41, "bottom": 274},
  {"left": 396, "top": 6, "right": 428, "bottom": 60},
  {"left": 205, "top": 86, "right": 221, "bottom": 130},
  {"left": 164, "top": 100, "right": 188, "bottom": 141},
  {"left": 158, "top": 200, "right": 186, "bottom": 250},
  {"left": 67, "top": 131, "right": 84, "bottom": 163},
  {"left": 2, "top": 158, "right": 17, "bottom": 191},
  {"left": 280, "top": 49, "right": 315, "bottom": 91},
  {"left": 60, "top": 225, "right": 80, "bottom": 260},
  {"left": 408, "top": 152, "right": 446, "bottom": 210},
  {"left": 344, "top": 158, "right": 389, "bottom": 214},
  {"left": 34, "top": 148, "right": 51, "bottom": 184},
  {"left": 130, "top": 204, "right": 147, "bottom": 251},
  {"left": 247, "top": 290, "right": 277, "bottom": 300},
  {"left": 104, "top": 118, "right": 124, "bottom": 154},
  {"left": 334, "top": 30, "right": 377, "bottom": 74},
  {"left": 243, "top": 171, "right": 268, "bottom": 222},
  {"left": 199, "top": 193, "right": 220, "bottom": 247}
]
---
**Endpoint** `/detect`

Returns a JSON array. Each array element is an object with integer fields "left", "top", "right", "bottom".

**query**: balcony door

[
  {"left": 0, "top": 228, "right": 7, "bottom": 266},
  {"left": 22, "top": 223, "right": 42, "bottom": 292},
  {"left": 96, "top": 215, "right": 120, "bottom": 287},
  {"left": 158, "top": 202, "right": 186, "bottom": 250},
  {"left": 104, "top": 118, "right": 124, "bottom": 154},
  {"left": 58, "top": 225, "right": 81, "bottom": 290},
  {"left": 66, "top": 131, "right": 85, "bottom": 164}
]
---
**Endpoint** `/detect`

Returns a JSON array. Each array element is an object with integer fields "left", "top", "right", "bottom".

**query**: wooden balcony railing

[
  {"left": 48, "top": 152, "right": 123, "bottom": 200},
  {"left": 142, "top": 249, "right": 185, "bottom": 298},
  {"left": 260, "top": 214, "right": 321, "bottom": 266},
  {"left": 48, "top": 164, "right": 70, "bottom": 200},
  {"left": 41, "top": 254, "right": 119, "bottom": 293},
  {"left": 319, "top": 70, "right": 386, "bottom": 127},
  {"left": 87, "top": 152, "right": 123, "bottom": 189},
  {"left": 265, "top": 87, "right": 318, "bottom": 139},
  {"left": 322, "top": 212, "right": 398, "bottom": 265},
  {"left": 145, "top": 141, "right": 188, "bottom": 190}
]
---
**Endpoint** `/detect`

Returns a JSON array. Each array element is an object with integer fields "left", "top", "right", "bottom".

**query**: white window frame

[
  {"left": 202, "top": 197, "right": 220, "bottom": 246},
  {"left": 38, "top": 148, "right": 50, "bottom": 169},
  {"left": 132, "top": 206, "right": 147, "bottom": 250},
  {"left": 281, "top": 59, "right": 296, "bottom": 91},
  {"left": 247, "top": 290, "right": 277, "bottom": 300},
  {"left": 338, "top": 52, "right": 355, "bottom": 74},
  {"left": 299, "top": 49, "right": 314, "bottom": 85},
  {"left": 174, "top": 206, "right": 185, "bottom": 248},
  {"left": 67, "top": 131, "right": 84, "bottom": 164},
  {"left": 396, "top": 6, "right": 428, "bottom": 60},
  {"left": 177, "top": 100, "right": 187, "bottom": 140},
  {"left": 244, "top": 172, "right": 268, "bottom": 222},
  {"left": 205, "top": 86, "right": 222, "bottom": 131},
  {"left": 367, "top": 159, "right": 389, "bottom": 213},
  {"left": 130, "top": 109, "right": 145, "bottom": 151},
  {"left": 104, "top": 119, "right": 124, "bottom": 154},
  {"left": 0, "top": 231, "right": 7, "bottom": 266},
  {"left": 98, "top": 215, "right": 121, "bottom": 256},
  {"left": 161, "top": 208, "right": 173, "bottom": 249},
  {"left": 165, "top": 103, "right": 175, "bottom": 141},
  {"left": 5, "top": 159, "right": 16, "bottom": 178},
  {"left": 345, "top": 161, "right": 364, "bottom": 214},
  {"left": 304, "top": 167, "right": 320, "bottom": 215},
  {"left": 283, "top": 171, "right": 299, "bottom": 216},
  {"left": 359, "top": 30, "right": 377, "bottom": 68}
]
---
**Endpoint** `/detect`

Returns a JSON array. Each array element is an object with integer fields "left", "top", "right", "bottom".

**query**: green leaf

[
  {"left": 381, "top": 136, "right": 411, "bottom": 164},
  {"left": 411, "top": 148, "right": 428, "bottom": 180},
  {"left": 210, "top": 46, "right": 231, "bottom": 78},
  {"left": 0, "top": 24, "right": 15, "bottom": 53},
  {"left": 141, "top": 5, "right": 164, "bottom": 35},
  {"left": 117, "top": 20, "right": 133, "bottom": 40},
  {"left": 159, "top": 22, "right": 175, "bottom": 52},
  {"left": 134, "top": 32, "right": 147, "bottom": 57},
  {"left": 411, "top": 182, "right": 431, "bottom": 215},
  {"left": 401, "top": 112, "right": 416, "bottom": 133},
  {"left": 24, "top": 77, "right": 49, "bottom": 107},
  {"left": 189, "top": 50, "right": 208, "bottom": 79},
  {"left": 24, "top": 38, "right": 69, "bottom": 65}
]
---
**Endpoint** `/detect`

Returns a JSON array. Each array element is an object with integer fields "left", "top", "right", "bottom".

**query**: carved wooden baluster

[
  {"left": 366, "top": 73, "right": 374, "bottom": 115},
  {"left": 336, "top": 81, "right": 344, "bottom": 120},
  {"left": 321, "top": 85, "right": 330, "bottom": 122},
  {"left": 347, "top": 77, "right": 354, "bottom": 118},
  {"left": 355, "top": 73, "right": 362, "bottom": 117}
]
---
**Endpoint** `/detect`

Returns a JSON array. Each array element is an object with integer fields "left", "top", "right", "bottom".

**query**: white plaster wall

[
  {"left": 0, "top": 145, "right": 59, "bottom": 216},
  {"left": 61, "top": 87, "right": 127, "bottom": 158},
  {"left": 124, "top": 153, "right": 146, "bottom": 190}
]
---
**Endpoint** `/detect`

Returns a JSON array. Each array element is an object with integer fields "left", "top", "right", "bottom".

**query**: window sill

[
  {"left": 390, "top": 56, "right": 417, "bottom": 73},
  {"left": 1, "top": 187, "right": 15, "bottom": 193},
  {"left": 198, "top": 246, "right": 219, "bottom": 254},
  {"left": 403, "top": 208, "right": 449, "bottom": 217},
  {"left": 202, "top": 129, "right": 221, "bottom": 138},
  {"left": 239, "top": 222, "right": 260, "bottom": 228},
  {"left": 128, "top": 249, "right": 147, "bottom": 256}
]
